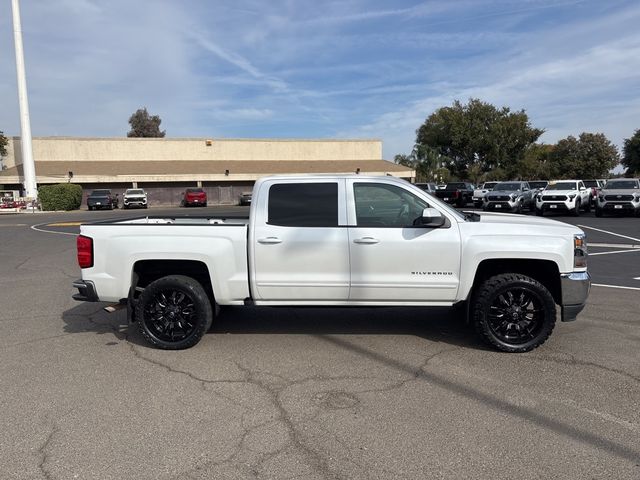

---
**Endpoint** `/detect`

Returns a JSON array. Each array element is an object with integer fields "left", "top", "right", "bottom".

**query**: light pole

[{"left": 11, "top": 0, "right": 37, "bottom": 199}]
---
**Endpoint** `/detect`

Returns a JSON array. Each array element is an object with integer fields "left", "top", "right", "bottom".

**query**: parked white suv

[
  {"left": 123, "top": 189, "right": 148, "bottom": 209},
  {"left": 535, "top": 180, "right": 591, "bottom": 216}
]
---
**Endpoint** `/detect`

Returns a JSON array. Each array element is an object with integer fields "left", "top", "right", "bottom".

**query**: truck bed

[{"left": 79, "top": 215, "right": 251, "bottom": 304}]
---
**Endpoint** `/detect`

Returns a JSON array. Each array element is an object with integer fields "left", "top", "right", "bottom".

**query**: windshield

[
  {"left": 483, "top": 182, "right": 498, "bottom": 189},
  {"left": 528, "top": 181, "right": 548, "bottom": 189},
  {"left": 583, "top": 180, "right": 598, "bottom": 187},
  {"left": 126, "top": 189, "right": 144, "bottom": 195},
  {"left": 494, "top": 182, "right": 521, "bottom": 191},
  {"left": 605, "top": 180, "right": 639, "bottom": 190},
  {"left": 546, "top": 182, "right": 577, "bottom": 191}
]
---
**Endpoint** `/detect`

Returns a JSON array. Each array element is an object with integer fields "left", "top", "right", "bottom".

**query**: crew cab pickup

[
  {"left": 73, "top": 175, "right": 590, "bottom": 353},
  {"left": 435, "top": 182, "right": 474, "bottom": 207}
]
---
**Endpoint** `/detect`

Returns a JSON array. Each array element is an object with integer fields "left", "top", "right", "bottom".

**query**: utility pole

[{"left": 11, "top": 0, "right": 37, "bottom": 199}]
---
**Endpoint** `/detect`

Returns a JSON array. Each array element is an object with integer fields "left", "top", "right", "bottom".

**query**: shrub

[{"left": 38, "top": 183, "right": 83, "bottom": 211}]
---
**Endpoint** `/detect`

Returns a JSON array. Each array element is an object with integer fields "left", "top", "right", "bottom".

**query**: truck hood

[
  {"left": 541, "top": 190, "right": 578, "bottom": 196},
  {"left": 470, "top": 211, "right": 581, "bottom": 232},
  {"left": 486, "top": 190, "right": 522, "bottom": 196},
  {"left": 601, "top": 189, "right": 639, "bottom": 196}
]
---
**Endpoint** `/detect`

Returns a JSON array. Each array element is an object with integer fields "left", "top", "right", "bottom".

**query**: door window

[
  {"left": 354, "top": 183, "right": 429, "bottom": 227},
  {"left": 268, "top": 183, "right": 338, "bottom": 227}
]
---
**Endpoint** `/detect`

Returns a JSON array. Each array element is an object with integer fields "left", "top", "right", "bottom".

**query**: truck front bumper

[
  {"left": 72, "top": 279, "right": 99, "bottom": 302},
  {"left": 560, "top": 272, "right": 590, "bottom": 322}
]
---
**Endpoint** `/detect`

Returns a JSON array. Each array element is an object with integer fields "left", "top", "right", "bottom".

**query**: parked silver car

[
  {"left": 596, "top": 178, "right": 640, "bottom": 217},
  {"left": 483, "top": 181, "right": 534, "bottom": 213}
]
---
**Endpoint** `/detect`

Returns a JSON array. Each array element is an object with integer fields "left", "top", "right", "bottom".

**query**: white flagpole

[{"left": 11, "top": 0, "right": 38, "bottom": 199}]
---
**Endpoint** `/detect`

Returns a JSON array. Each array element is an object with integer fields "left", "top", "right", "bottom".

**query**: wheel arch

[
  {"left": 469, "top": 258, "right": 561, "bottom": 306},
  {"left": 131, "top": 259, "right": 215, "bottom": 304}
]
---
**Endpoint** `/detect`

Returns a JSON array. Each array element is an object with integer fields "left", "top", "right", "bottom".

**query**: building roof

[{"left": 0, "top": 159, "right": 413, "bottom": 184}]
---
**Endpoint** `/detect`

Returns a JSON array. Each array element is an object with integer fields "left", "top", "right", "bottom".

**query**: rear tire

[
  {"left": 136, "top": 275, "right": 214, "bottom": 350},
  {"left": 471, "top": 273, "right": 556, "bottom": 353}
]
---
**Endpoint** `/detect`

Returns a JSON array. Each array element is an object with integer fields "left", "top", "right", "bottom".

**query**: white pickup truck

[{"left": 73, "top": 175, "right": 590, "bottom": 353}]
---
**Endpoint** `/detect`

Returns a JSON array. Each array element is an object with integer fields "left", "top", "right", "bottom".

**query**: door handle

[
  {"left": 353, "top": 237, "right": 379, "bottom": 244},
  {"left": 258, "top": 237, "right": 283, "bottom": 244}
]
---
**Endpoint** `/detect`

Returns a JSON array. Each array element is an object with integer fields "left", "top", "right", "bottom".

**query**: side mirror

[
  {"left": 579, "top": 186, "right": 586, "bottom": 191},
  {"left": 418, "top": 207, "right": 445, "bottom": 227}
]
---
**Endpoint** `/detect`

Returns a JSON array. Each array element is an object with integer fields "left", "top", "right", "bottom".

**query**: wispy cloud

[{"left": 0, "top": 0, "right": 638, "bottom": 158}]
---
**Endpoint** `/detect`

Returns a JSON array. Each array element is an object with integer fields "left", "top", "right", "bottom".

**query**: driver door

[{"left": 347, "top": 180, "right": 461, "bottom": 302}]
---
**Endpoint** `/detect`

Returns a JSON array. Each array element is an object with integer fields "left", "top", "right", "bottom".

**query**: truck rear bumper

[
  {"left": 560, "top": 272, "right": 590, "bottom": 322},
  {"left": 72, "top": 279, "right": 99, "bottom": 302}
]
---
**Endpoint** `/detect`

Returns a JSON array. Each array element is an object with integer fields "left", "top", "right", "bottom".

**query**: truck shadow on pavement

[
  {"left": 61, "top": 302, "right": 483, "bottom": 350},
  {"left": 212, "top": 305, "right": 482, "bottom": 349}
]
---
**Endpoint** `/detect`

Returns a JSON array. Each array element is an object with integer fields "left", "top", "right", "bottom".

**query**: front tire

[
  {"left": 572, "top": 200, "right": 581, "bottom": 217},
  {"left": 595, "top": 207, "right": 603, "bottom": 217},
  {"left": 535, "top": 208, "right": 543, "bottom": 216},
  {"left": 136, "top": 275, "right": 214, "bottom": 350},
  {"left": 471, "top": 273, "right": 556, "bottom": 353},
  {"left": 583, "top": 200, "right": 591, "bottom": 213}
]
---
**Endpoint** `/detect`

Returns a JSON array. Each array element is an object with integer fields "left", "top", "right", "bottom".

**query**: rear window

[
  {"left": 445, "top": 183, "right": 466, "bottom": 190},
  {"left": 186, "top": 188, "right": 204, "bottom": 193},
  {"left": 91, "top": 190, "right": 110, "bottom": 195},
  {"left": 268, "top": 183, "right": 338, "bottom": 227}
]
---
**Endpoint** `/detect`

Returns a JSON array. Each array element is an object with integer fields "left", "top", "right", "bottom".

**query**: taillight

[{"left": 77, "top": 235, "right": 93, "bottom": 268}]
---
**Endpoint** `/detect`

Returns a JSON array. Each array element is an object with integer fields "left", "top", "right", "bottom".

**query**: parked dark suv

[
  {"left": 181, "top": 188, "right": 207, "bottom": 207},
  {"left": 87, "top": 189, "right": 118, "bottom": 210}
]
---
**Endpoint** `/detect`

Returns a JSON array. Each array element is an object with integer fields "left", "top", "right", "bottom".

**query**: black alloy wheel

[
  {"left": 136, "top": 275, "right": 213, "bottom": 349},
  {"left": 487, "top": 287, "right": 544, "bottom": 345},
  {"left": 472, "top": 273, "right": 556, "bottom": 352}
]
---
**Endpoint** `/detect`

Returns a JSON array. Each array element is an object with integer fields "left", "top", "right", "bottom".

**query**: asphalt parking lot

[{"left": 0, "top": 206, "right": 638, "bottom": 479}]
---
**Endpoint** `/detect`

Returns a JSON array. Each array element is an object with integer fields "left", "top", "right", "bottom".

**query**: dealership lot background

[{"left": 1, "top": 204, "right": 638, "bottom": 479}]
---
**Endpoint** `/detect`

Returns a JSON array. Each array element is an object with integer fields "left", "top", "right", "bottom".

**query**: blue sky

[{"left": 1, "top": 0, "right": 639, "bottom": 159}]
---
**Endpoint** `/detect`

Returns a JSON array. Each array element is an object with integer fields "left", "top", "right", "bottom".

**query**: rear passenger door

[{"left": 250, "top": 180, "right": 350, "bottom": 302}]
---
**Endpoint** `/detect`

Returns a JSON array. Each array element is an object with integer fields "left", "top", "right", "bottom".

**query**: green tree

[
  {"left": 415, "top": 98, "right": 543, "bottom": 179},
  {"left": 127, "top": 108, "right": 166, "bottom": 138},
  {"left": 549, "top": 133, "right": 618, "bottom": 179},
  {"left": 510, "top": 143, "right": 555, "bottom": 179},
  {"left": 0, "top": 130, "right": 8, "bottom": 157},
  {"left": 622, "top": 129, "right": 640, "bottom": 175},
  {"left": 394, "top": 144, "right": 447, "bottom": 182}
]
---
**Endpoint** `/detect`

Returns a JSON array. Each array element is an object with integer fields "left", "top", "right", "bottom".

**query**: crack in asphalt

[
  {"left": 535, "top": 351, "right": 640, "bottom": 384},
  {"left": 37, "top": 424, "right": 58, "bottom": 480}
]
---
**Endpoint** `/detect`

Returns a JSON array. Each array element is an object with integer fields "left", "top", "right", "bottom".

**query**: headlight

[
  {"left": 568, "top": 194, "right": 576, "bottom": 200},
  {"left": 598, "top": 195, "right": 604, "bottom": 201},
  {"left": 574, "top": 234, "right": 587, "bottom": 268}
]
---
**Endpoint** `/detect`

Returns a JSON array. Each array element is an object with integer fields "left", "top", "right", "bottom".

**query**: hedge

[{"left": 38, "top": 183, "right": 83, "bottom": 211}]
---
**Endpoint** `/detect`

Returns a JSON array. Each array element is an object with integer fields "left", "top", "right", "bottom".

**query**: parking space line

[
  {"left": 593, "top": 283, "right": 640, "bottom": 291},
  {"left": 588, "top": 242, "right": 640, "bottom": 249},
  {"left": 30, "top": 223, "right": 79, "bottom": 236},
  {"left": 578, "top": 225, "right": 640, "bottom": 243},
  {"left": 590, "top": 249, "right": 640, "bottom": 256}
]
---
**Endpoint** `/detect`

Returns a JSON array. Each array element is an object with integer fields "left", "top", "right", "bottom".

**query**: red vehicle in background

[
  {"left": 181, "top": 188, "right": 207, "bottom": 207},
  {"left": 583, "top": 179, "right": 605, "bottom": 206}
]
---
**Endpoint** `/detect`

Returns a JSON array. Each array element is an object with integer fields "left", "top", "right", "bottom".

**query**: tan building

[{"left": 0, "top": 137, "right": 414, "bottom": 205}]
